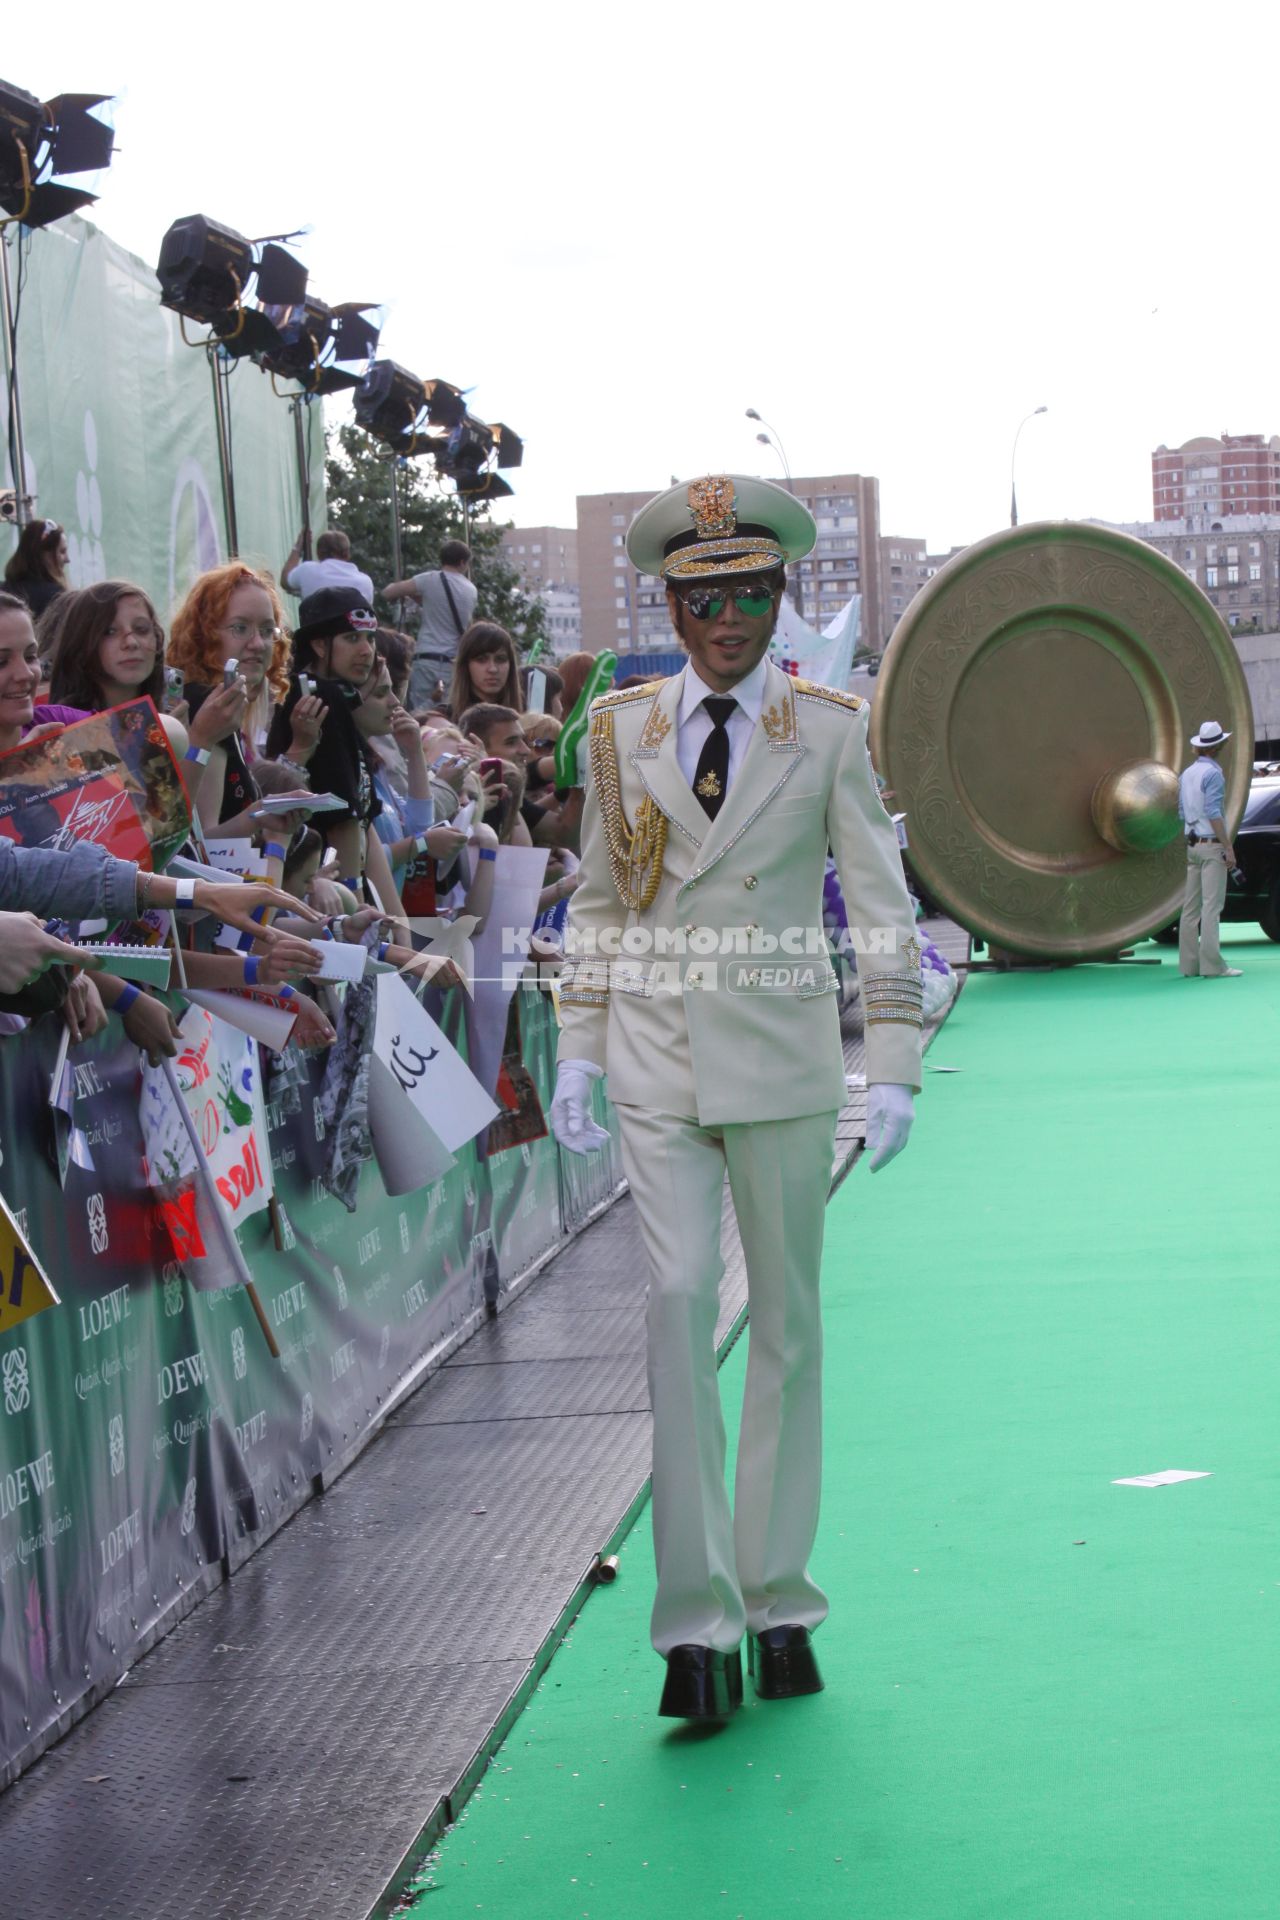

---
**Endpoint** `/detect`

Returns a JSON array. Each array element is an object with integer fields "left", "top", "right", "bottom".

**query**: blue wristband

[
  {"left": 478, "top": 846, "right": 497, "bottom": 862},
  {"left": 115, "top": 983, "right": 141, "bottom": 1014},
  {"left": 278, "top": 984, "right": 296, "bottom": 1003},
  {"left": 243, "top": 955, "right": 261, "bottom": 986},
  {"left": 377, "top": 941, "right": 390, "bottom": 962},
  {"left": 262, "top": 841, "right": 286, "bottom": 862}
]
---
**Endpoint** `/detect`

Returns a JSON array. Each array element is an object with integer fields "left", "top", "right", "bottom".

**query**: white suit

[{"left": 559, "top": 658, "right": 922, "bottom": 1652}]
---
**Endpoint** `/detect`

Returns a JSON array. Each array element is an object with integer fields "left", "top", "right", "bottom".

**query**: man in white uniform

[
  {"left": 1178, "top": 719, "right": 1241, "bottom": 978},
  {"left": 550, "top": 475, "right": 922, "bottom": 1721}
]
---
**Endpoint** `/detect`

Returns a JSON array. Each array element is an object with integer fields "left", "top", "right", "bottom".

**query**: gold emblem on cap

[{"left": 687, "top": 476, "right": 737, "bottom": 542}]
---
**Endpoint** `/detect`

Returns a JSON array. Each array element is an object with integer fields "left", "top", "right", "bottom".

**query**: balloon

[{"left": 554, "top": 651, "right": 618, "bottom": 788}]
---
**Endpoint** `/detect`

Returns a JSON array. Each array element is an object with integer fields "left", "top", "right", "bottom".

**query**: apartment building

[
  {"left": 577, "top": 473, "right": 885, "bottom": 655},
  {"left": 1152, "top": 434, "right": 1280, "bottom": 523}
]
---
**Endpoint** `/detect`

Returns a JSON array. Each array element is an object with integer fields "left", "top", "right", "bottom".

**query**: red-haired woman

[{"left": 167, "top": 564, "right": 315, "bottom": 835}]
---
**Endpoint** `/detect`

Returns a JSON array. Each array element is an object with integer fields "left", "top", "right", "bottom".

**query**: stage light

[
  {"left": 258, "top": 296, "right": 380, "bottom": 395},
  {"left": 157, "top": 214, "right": 257, "bottom": 326},
  {"left": 423, "top": 379, "right": 467, "bottom": 431},
  {"left": 0, "top": 79, "right": 114, "bottom": 230},
  {"left": 253, "top": 242, "right": 307, "bottom": 310},
  {"left": 353, "top": 360, "right": 427, "bottom": 447},
  {"left": 489, "top": 423, "right": 523, "bottom": 469}
]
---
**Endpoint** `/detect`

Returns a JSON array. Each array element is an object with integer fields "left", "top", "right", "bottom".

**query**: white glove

[
  {"left": 866, "top": 1082, "right": 915, "bottom": 1172},
  {"left": 550, "top": 1058, "right": 611, "bottom": 1156}
]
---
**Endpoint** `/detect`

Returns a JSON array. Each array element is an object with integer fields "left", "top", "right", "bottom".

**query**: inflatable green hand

[{"left": 554, "top": 650, "right": 618, "bottom": 788}]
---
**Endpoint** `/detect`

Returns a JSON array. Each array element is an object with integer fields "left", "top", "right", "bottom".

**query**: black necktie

[{"left": 693, "top": 696, "right": 736, "bottom": 820}]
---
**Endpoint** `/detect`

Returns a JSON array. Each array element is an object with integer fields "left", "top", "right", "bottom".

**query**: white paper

[
  {"left": 1112, "top": 1470, "right": 1212, "bottom": 1488},
  {"left": 204, "top": 839, "right": 269, "bottom": 877},
  {"left": 452, "top": 801, "right": 476, "bottom": 835},
  {"left": 467, "top": 845, "right": 550, "bottom": 1099},
  {"left": 367, "top": 1055, "right": 456, "bottom": 1195},
  {"left": 373, "top": 972, "right": 498, "bottom": 1152},
  {"left": 181, "top": 988, "right": 299, "bottom": 1053},
  {"left": 309, "top": 940, "right": 369, "bottom": 983}
]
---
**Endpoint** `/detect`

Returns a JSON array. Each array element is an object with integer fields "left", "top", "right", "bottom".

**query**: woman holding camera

[{"left": 168, "top": 564, "right": 317, "bottom": 835}]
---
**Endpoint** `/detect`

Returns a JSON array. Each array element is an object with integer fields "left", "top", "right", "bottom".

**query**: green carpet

[{"left": 409, "top": 931, "right": 1280, "bottom": 1919}]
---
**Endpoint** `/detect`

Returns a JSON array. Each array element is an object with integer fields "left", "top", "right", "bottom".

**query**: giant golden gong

[{"left": 870, "top": 522, "right": 1254, "bottom": 959}]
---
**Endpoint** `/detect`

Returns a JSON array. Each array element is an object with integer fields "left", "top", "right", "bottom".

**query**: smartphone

[
  {"left": 223, "top": 657, "right": 240, "bottom": 687},
  {"left": 479, "top": 757, "right": 505, "bottom": 783}
]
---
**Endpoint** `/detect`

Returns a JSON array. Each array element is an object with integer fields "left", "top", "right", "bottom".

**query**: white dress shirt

[{"left": 675, "top": 657, "right": 769, "bottom": 796}]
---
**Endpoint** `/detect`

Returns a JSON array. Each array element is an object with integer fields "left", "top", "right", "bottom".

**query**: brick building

[{"left": 1151, "top": 434, "right": 1280, "bottom": 523}]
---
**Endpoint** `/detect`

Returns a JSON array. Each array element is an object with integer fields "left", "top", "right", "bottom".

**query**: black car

[{"left": 1156, "top": 766, "right": 1280, "bottom": 943}]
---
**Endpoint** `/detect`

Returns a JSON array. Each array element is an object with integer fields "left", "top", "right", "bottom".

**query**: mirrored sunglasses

[{"left": 679, "top": 583, "right": 775, "bottom": 622}]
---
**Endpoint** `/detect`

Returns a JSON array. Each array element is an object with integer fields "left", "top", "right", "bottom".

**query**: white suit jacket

[{"left": 559, "top": 660, "right": 923, "bottom": 1126}]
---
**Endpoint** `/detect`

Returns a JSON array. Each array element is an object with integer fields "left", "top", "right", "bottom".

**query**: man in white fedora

[
  {"left": 548, "top": 474, "right": 922, "bottom": 1721},
  {"left": 1178, "top": 719, "right": 1241, "bottom": 978}
]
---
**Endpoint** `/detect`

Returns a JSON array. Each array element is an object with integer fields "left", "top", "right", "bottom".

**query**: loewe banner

[{"left": 0, "top": 990, "right": 621, "bottom": 1786}]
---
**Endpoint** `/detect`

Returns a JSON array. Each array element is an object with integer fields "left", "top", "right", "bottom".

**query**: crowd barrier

[{"left": 0, "top": 986, "right": 623, "bottom": 1786}]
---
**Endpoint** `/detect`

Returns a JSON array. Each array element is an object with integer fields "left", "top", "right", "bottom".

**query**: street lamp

[
  {"left": 745, "top": 407, "right": 803, "bottom": 619},
  {"left": 745, "top": 408, "right": 795, "bottom": 493},
  {"left": 1010, "top": 405, "right": 1048, "bottom": 528}
]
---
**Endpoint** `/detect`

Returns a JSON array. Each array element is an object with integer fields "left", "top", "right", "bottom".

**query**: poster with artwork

[{"left": 0, "top": 697, "right": 191, "bottom": 872}]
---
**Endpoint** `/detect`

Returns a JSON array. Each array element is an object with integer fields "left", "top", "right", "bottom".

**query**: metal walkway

[{"left": 0, "top": 924, "right": 966, "bottom": 1920}]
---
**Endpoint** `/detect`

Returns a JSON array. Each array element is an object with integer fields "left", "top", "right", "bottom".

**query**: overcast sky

[{"left": 11, "top": 2, "right": 1279, "bottom": 549}]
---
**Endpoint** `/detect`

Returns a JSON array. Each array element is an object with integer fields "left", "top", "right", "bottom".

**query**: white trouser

[
  {"left": 1179, "top": 843, "right": 1229, "bottom": 976},
  {"left": 616, "top": 1103, "right": 838, "bottom": 1655}
]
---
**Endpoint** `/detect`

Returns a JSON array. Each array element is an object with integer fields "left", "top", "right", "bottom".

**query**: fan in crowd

[
  {"left": 0, "top": 524, "right": 574, "bottom": 1088},
  {"left": 3, "top": 518, "right": 69, "bottom": 619},
  {"left": 444, "top": 622, "right": 524, "bottom": 724}
]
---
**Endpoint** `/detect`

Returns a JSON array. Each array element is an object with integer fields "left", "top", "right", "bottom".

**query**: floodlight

[
  {"left": 253, "top": 241, "right": 307, "bottom": 309},
  {"left": 489, "top": 423, "right": 523, "bottom": 469},
  {"left": 258, "top": 296, "right": 379, "bottom": 394},
  {"left": 454, "top": 470, "right": 514, "bottom": 500},
  {"left": 0, "top": 79, "right": 114, "bottom": 229},
  {"left": 423, "top": 379, "right": 467, "bottom": 430},
  {"left": 157, "top": 215, "right": 257, "bottom": 325},
  {"left": 353, "top": 360, "right": 426, "bottom": 446}
]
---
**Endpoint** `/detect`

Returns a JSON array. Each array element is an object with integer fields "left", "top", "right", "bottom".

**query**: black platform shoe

[
  {"left": 658, "top": 1644, "right": 744, "bottom": 1720},
  {"left": 748, "top": 1625, "right": 823, "bottom": 1699}
]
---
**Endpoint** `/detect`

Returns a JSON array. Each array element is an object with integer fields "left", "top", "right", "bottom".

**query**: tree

[{"left": 322, "top": 424, "right": 548, "bottom": 652}]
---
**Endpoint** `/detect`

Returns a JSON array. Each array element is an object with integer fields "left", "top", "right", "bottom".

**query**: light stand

[
  {"left": 388, "top": 453, "right": 405, "bottom": 627},
  {"left": 0, "top": 226, "right": 30, "bottom": 524},
  {"left": 289, "top": 392, "right": 313, "bottom": 562},
  {"left": 207, "top": 341, "right": 239, "bottom": 557}
]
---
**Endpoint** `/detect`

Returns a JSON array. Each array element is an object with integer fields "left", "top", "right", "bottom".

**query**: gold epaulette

[
  {"left": 793, "top": 678, "right": 864, "bottom": 713},
  {"left": 590, "top": 679, "right": 663, "bottom": 714}
]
